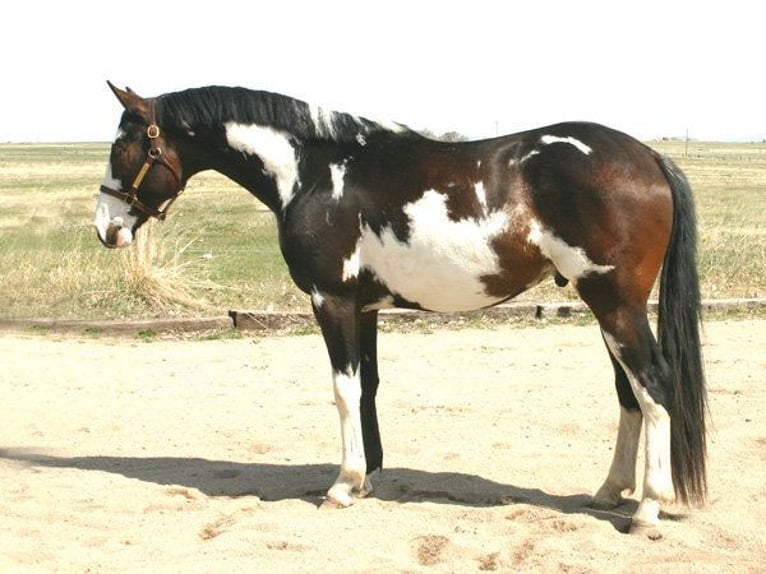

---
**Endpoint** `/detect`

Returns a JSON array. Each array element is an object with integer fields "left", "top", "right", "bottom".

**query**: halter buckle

[{"left": 147, "top": 124, "right": 160, "bottom": 139}]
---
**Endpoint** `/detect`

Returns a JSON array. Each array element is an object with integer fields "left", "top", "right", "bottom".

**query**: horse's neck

[
  {"left": 223, "top": 123, "right": 303, "bottom": 212},
  {"left": 187, "top": 125, "right": 303, "bottom": 214}
]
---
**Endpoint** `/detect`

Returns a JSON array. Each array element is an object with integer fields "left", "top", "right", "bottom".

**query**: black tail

[{"left": 655, "top": 154, "right": 707, "bottom": 505}]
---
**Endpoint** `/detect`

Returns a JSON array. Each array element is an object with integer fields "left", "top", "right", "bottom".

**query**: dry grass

[
  {"left": 118, "top": 221, "right": 220, "bottom": 312},
  {"left": 0, "top": 140, "right": 764, "bottom": 321}
]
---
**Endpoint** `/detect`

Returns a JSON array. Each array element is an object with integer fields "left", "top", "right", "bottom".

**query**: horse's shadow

[{"left": 1, "top": 448, "right": 637, "bottom": 532}]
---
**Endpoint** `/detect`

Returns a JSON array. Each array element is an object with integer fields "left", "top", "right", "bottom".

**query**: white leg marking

[
  {"left": 594, "top": 406, "right": 642, "bottom": 507},
  {"left": 602, "top": 332, "right": 674, "bottom": 529},
  {"left": 330, "top": 162, "right": 346, "bottom": 200},
  {"left": 527, "top": 219, "right": 613, "bottom": 285},
  {"left": 540, "top": 134, "right": 593, "bottom": 155},
  {"left": 641, "top": 406, "right": 674, "bottom": 503},
  {"left": 224, "top": 122, "right": 299, "bottom": 209},
  {"left": 356, "top": 190, "right": 510, "bottom": 311},
  {"left": 326, "top": 367, "right": 368, "bottom": 506},
  {"left": 631, "top": 498, "right": 662, "bottom": 533}
]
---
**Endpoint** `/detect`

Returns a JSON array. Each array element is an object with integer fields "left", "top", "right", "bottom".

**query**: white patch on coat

[
  {"left": 521, "top": 149, "right": 540, "bottom": 163},
  {"left": 354, "top": 190, "right": 509, "bottom": 312},
  {"left": 309, "top": 104, "right": 338, "bottom": 139},
  {"left": 94, "top": 162, "right": 139, "bottom": 246},
  {"left": 311, "top": 286, "right": 325, "bottom": 309},
  {"left": 342, "top": 245, "right": 361, "bottom": 281},
  {"left": 330, "top": 162, "right": 347, "bottom": 200},
  {"left": 362, "top": 296, "right": 395, "bottom": 312},
  {"left": 474, "top": 181, "right": 487, "bottom": 212},
  {"left": 540, "top": 134, "right": 592, "bottom": 155},
  {"left": 225, "top": 122, "right": 299, "bottom": 209},
  {"left": 527, "top": 219, "right": 613, "bottom": 284},
  {"left": 181, "top": 120, "right": 196, "bottom": 137},
  {"left": 325, "top": 367, "right": 368, "bottom": 506}
]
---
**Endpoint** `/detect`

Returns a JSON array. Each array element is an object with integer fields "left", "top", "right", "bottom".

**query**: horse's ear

[{"left": 107, "top": 80, "right": 149, "bottom": 119}]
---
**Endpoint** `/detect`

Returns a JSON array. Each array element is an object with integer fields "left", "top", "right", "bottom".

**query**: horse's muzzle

[{"left": 95, "top": 220, "right": 134, "bottom": 249}]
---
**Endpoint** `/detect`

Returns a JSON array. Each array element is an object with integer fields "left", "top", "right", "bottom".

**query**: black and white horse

[{"left": 95, "top": 83, "right": 706, "bottom": 534}]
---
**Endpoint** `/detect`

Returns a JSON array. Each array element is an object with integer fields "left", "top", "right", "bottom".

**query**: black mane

[{"left": 157, "top": 86, "right": 411, "bottom": 143}]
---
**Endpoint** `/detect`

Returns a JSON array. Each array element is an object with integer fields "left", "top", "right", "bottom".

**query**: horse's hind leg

[
  {"left": 597, "top": 306, "right": 676, "bottom": 533},
  {"left": 592, "top": 347, "right": 642, "bottom": 509}
]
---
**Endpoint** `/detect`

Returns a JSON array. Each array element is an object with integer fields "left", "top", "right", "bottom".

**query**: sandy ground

[{"left": 1, "top": 319, "right": 764, "bottom": 573}]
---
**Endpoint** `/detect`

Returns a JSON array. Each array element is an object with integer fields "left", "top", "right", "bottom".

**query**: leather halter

[{"left": 99, "top": 100, "right": 184, "bottom": 221}]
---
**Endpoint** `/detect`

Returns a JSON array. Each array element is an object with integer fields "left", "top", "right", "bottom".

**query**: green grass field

[{"left": 1, "top": 140, "right": 764, "bottom": 320}]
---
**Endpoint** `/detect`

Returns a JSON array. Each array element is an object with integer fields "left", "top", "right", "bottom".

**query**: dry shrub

[{"left": 118, "top": 221, "right": 220, "bottom": 312}]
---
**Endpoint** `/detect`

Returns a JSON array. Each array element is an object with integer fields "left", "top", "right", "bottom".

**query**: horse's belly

[
  {"left": 355, "top": 192, "right": 513, "bottom": 312},
  {"left": 364, "top": 248, "right": 506, "bottom": 312}
]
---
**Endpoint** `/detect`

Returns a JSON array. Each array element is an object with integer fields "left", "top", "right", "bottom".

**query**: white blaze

[{"left": 94, "top": 157, "right": 139, "bottom": 247}]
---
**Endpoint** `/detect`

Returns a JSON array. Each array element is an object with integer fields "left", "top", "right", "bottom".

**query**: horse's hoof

[
  {"left": 321, "top": 486, "right": 354, "bottom": 509},
  {"left": 320, "top": 490, "right": 355, "bottom": 509},
  {"left": 355, "top": 477, "right": 373, "bottom": 499},
  {"left": 628, "top": 520, "right": 663, "bottom": 540},
  {"left": 319, "top": 498, "right": 345, "bottom": 510}
]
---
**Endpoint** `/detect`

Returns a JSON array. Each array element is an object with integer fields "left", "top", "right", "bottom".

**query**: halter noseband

[{"left": 99, "top": 100, "right": 184, "bottom": 221}]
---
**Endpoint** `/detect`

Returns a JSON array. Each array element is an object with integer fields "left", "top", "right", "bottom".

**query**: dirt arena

[{"left": 1, "top": 319, "right": 764, "bottom": 572}]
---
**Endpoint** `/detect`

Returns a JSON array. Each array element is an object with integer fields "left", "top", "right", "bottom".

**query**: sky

[{"left": 1, "top": 1, "right": 763, "bottom": 143}]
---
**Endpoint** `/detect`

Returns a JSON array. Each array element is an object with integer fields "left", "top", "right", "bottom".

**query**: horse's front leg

[
  {"left": 360, "top": 310, "right": 383, "bottom": 475},
  {"left": 311, "top": 291, "right": 370, "bottom": 507}
]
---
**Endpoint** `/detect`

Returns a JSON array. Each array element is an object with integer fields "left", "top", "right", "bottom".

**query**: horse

[{"left": 94, "top": 82, "right": 707, "bottom": 535}]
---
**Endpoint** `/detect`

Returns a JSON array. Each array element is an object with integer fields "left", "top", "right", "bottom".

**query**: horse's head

[{"left": 94, "top": 82, "right": 185, "bottom": 248}]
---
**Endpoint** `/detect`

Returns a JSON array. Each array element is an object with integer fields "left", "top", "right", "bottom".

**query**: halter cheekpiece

[{"left": 99, "top": 100, "right": 184, "bottom": 221}]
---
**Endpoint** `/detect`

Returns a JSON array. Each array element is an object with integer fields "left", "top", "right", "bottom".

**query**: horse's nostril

[
  {"left": 105, "top": 223, "right": 121, "bottom": 246},
  {"left": 96, "top": 228, "right": 117, "bottom": 249}
]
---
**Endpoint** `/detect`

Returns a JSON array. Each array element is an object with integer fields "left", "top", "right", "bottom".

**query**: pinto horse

[{"left": 95, "top": 82, "right": 706, "bottom": 534}]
